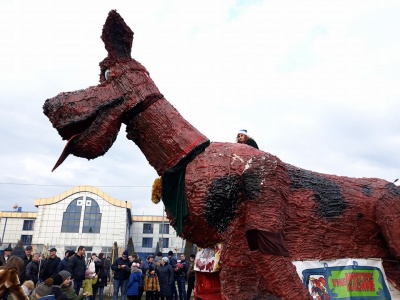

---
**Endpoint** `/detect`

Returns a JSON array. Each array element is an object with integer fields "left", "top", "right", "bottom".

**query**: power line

[{"left": 0, "top": 182, "right": 151, "bottom": 188}]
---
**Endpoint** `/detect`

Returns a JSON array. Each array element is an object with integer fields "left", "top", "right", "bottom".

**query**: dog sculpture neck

[{"left": 125, "top": 96, "right": 209, "bottom": 175}]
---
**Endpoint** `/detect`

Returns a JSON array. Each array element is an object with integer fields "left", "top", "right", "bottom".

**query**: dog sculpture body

[{"left": 44, "top": 10, "right": 400, "bottom": 299}]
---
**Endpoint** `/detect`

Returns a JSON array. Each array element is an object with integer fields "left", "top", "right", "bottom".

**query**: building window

[
  {"left": 142, "top": 237, "right": 153, "bottom": 248},
  {"left": 61, "top": 197, "right": 82, "bottom": 233},
  {"left": 82, "top": 197, "right": 101, "bottom": 233},
  {"left": 22, "top": 220, "right": 35, "bottom": 231},
  {"left": 159, "top": 223, "right": 169, "bottom": 234},
  {"left": 143, "top": 223, "right": 153, "bottom": 234},
  {"left": 162, "top": 238, "right": 169, "bottom": 249},
  {"left": 21, "top": 235, "right": 32, "bottom": 245}
]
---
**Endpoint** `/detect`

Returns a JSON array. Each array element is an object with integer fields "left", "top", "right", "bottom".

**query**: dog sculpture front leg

[{"left": 242, "top": 155, "right": 312, "bottom": 299}]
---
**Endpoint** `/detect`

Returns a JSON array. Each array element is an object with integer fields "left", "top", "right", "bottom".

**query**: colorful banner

[
  {"left": 293, "top": 258, "right": 393, "bottom": 299},
  {"left": 194, "top": 243, "right": 222, "bottom": 272}
]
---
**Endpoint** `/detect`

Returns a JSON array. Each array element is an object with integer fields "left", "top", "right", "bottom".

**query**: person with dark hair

[
  {"left": 174, "top": 254, "right": 188, "bottom": 300},
  {"left": 93, "top": 258, "right": 107, "bottom": 300},
  {"left": 21, "top": 245, "right": 33, "bottom": 283},
  {"left": 186, "top": 254, "right": 196, "bottom": 300},
  {"left": 41, "top": 248, "right": 61, "bottom": 280},
  {"left": 144, "top": 264, "right": 159, "bottom": 300},
  {"left": 111, "top": 250, "right": 132, "bottom": 300},
  {"left": 0, "top": 247, "right": 12, "bottom": 266},
  {"left": 26, "top": 253, "right": 40, "bottom": 286},
  {"left": 0, "top": 256, "right": 29, "bottom": 299},
  {"left": 236, "top": 129, "right": 259, "bottom": 149},
  {"left": 57, "top": 250, "right": 72, "bottom": 273},
  {"left": 49, "top": 273, "right": 68, "bottom": 300},
  {"left": 167, "top": 251, "right": 178, "bottom": 300},
  {"left": 70, "top": 246, "right": 86, "bottom": 295}
]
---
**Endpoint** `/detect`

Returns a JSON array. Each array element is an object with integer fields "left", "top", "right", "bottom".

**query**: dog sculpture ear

[{"left": 101, "top": 10, "right": 133, "bottom": 60}]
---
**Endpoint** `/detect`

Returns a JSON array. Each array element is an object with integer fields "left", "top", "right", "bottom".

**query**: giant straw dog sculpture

[{"left": 44, "top": 10, "right": 400, "bottom": 299}]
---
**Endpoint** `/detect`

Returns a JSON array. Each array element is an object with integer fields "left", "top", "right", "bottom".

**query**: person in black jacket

[
  {"left": 20, "top": 245, "right": 33, "bottom": 284},
  {"left": 111, "top": 250, "right": 132, "bottom": 300},
  {"left": 57, "top": 250, "right": 74, "bottom": 274},
  {"left": 70, "top": 246, "right": 86, "bottom": 295},
  {"left": 25, "top": 253, "right": 40, "bottom": 286},
  {"left": 167, "top": 251, "right": 178, "bottom": 300},
  {"left": 93, "top": 261, "right": 108, "bottom": 300},
  {"left": 175, "top": 254, "right": 188, "bottom": 300},
  {"left": 41, "top": 248, "right": 61, "bottom": 280}
]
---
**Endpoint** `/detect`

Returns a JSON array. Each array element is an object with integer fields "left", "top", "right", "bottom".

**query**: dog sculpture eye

[{"left": 105, "top": 69, "right": 110, "bottom": 80}]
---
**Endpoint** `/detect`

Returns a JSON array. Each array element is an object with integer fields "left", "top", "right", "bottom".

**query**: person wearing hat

[
  {"left": 236, "top": 129, "right": 259, "bottom": 149},
  {"left": 20, "top": 245, "right": 33, "bottom": 283},
  {"left": 0, "top": 247, "right": 12, "bottom": 266},
  {"left": 126, "top": 263, "right": 142, "bottom": 300},
  {"left": 157, "top": 257, "right": 173, "bottom": 300},
  {"left": 34, "top": 278, "right": 54, "bottom": 299},
  {"left": 111, "top": 250, "right": 132, "bottom": 300},
  {"left": 41, "top": 248, "right": 61, "bottom": 281},
  {"left": 59, "top": 270, "right": 85, "bottom": 300}
]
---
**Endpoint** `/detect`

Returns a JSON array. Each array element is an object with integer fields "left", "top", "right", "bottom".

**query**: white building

[{"left": 0, "top": 185, "right": 185, "bottom": 260}]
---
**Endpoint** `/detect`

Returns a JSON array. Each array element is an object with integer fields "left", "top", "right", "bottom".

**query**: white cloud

[{"left": 0, "top": 0, "right": 399, "bottom": 214}]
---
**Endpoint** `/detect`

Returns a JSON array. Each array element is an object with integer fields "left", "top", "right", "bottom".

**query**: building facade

[{"left": 0, "top": 186, "right": 185, "bottom": 260}]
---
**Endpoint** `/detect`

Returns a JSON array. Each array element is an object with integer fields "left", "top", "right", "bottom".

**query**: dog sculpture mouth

[{"left": 46, "top": 96, "right": 126, "bottom": 171}]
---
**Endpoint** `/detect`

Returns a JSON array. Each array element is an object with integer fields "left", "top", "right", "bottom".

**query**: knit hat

[
  {"left": 122, "top": 250, "right": 129, "bottom": 257},
  {"left": 35, "top": 282, "right": 53, "bottom": 297},
  {"left": 59, "top": 270, "right": 71, "bottom": 282},
  {"left": 51, "top": 273, "right": 64, "bottom": 286},
  {"left": 68, "top": 250, "right": 76, "bottom": 256},
  {"left": 237, "top": 129, "right": 248, "bottom": 136},
  {"left": 162, "top": 257, "right": 169, "bottom": 264},
  {"left": 85, "top": 269, "right": 93, "bottom": 277},
  {"left": 131, "top": 262, "right": 139, "bottom": 269}
]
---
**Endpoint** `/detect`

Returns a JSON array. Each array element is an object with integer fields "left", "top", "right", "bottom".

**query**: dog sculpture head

[{"left": 43, "top": 10, "right": 161, "bottom": 171}]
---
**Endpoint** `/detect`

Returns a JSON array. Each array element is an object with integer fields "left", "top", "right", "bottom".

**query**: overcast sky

[{"left": 0, "top": 1, "right": 399, "bottom": 215}]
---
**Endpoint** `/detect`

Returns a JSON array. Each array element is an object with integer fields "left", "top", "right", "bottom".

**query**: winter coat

[
  {"left": 57, "top": 257, "right": 73, "bottom": 274},
  {"left": 174, "top": 259, "right": 188, "bottom": 277},
  {"left": 26, "top": 260, "right": 40, "bottom": 285},
  {"left": 61, "top": 282, "right": 85, "bottom": 300},
  {"left": 82, "top": 276, "right": 97, "bottom": 296},
  {"left": 70, "top": 255, "right": 86, "bottom": 281},
  {"left": 157, "top": 264, "right": 174, "bottom": 297},
  {"left": 139, "top": 260, "right": 155, "bottom": 287},
  {"left": 41, "top": 256, "right": 61, "bottom": 280},
  {"left": 21, "top": 254, "right": 32, "bottom": 283},
  {"left": 111, "top": 257, "right": 131, "bottom": 281},
  {"left": 144, "top": 272, "right": 160, "bottom": 292},
  {"left": 126, "top": 270, "right": 141, "bottom": 296},
  {"left": 93, "top": 269, "right": 107, "bottom": 288},
  {"left": 52, "top": 285, "right": 68, "bottom": 300},
  {"left": 0, "top": 268, "right": 29, "bottom": 299}
]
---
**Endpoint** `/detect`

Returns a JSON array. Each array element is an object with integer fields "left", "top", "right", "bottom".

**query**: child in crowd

[
  {"left": 82, "top": 269, "right": 97, "bottom": 300},
  {"left": 59, "top": 270, "right": 85, "bottom": 300},
  {"left": 127, "top": 262, "right": 142, "bottom": 300},
  {"left": 144, "top": 265, "right": 160, "bottom": 300},
  {"left": 22, "top": 280, "right": 35, "bottom": 297}
]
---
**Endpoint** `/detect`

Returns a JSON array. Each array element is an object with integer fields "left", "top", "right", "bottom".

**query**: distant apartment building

[{"left": 0, "top": 185, "right": 185, "bottom": 260}]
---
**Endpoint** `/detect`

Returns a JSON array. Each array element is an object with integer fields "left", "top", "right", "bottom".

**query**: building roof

[{"left": 34, "top": 185, "right": 132, "bottom": 209}]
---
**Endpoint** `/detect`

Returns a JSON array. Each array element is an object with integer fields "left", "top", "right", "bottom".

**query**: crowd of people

[{"left": 0, "top": 246, "right": 196, "bottom": 300}]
